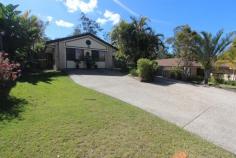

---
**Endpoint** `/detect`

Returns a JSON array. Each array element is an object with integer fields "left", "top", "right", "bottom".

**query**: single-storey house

[
  {"left": 156, "top": 58, "right": 204, "bottom": 78},
  {"left": 45, "top": 33, "right": 118, "bottom": 70},
  {"left": 156, "top": 58, "right": 236, "bottom": 81}
]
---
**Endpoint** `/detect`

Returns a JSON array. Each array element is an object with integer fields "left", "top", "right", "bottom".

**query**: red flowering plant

[{"left": 0, "top": 52, "right": 21, "bottom": 99}]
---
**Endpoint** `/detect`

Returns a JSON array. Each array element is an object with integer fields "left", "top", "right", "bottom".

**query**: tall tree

[
  {"left": 194, "top": 30, "right": 235, "bottom": 84},
  {"left": 167, "top": 25, "right": 198, "bottom": 78},
  {"left": 111, "top": 17, "right": 164, "bottom": 65},
  {"left": 73, "top": 12, "right": 103, "bottom": 35}
]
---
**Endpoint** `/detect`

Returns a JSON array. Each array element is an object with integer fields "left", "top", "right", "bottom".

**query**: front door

[{"left": 85, "top": 52, "right": 92, "bottom": 69}]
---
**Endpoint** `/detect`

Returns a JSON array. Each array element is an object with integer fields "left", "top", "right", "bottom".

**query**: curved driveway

[{"left": 69, "top": 69, "right": 236, "bottom": 155}]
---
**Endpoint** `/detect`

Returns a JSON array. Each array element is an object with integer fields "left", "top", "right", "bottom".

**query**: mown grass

[{"left": 0, "top": 71, "right": 235, "bottom": 158}]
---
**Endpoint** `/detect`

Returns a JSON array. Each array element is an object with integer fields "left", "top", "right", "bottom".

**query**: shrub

[
  {"left": 0, "top": 52, "right": 21, "bottom": 99},
  {"left": 224, "top": 80, "right": 236, "bottom": 86},
  {"left": 170, "top": 68, "right": 183, "bottom": 80},
  {"left": 129, "top": 68, "right": 138, "bottom": 77},
  {"left": 209, "top": 75, "right": 226, "bottom": 85},
  {"left": 114, "top": 54, "right": 128, "bottom": 72},
  {"left": 137, "top": 58, "right": 158, "bottom": 82},
  {"left": 209, "top": 76, "right": 217, "bottom": 85}
]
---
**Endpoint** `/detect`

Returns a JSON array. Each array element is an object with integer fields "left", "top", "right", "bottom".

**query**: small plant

[
  {"left": 129, "top": 68, "right": 138, "bottom": 77},
  {"left": 137, "top": 58, "right": 158, "bottom": 82},
  {"left": 0, "top": 52, "right": 21, "bottom": 99}
]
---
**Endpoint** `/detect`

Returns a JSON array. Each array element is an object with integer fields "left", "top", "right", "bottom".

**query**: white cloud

[
  {"left": 46, "top": 16, "right": 53, "bottom": 22},
  {"left": 97, "top": 10, "right": 121, "bottom": 25},
  {"left": 113, "top": 0, "right": 139, "bottom": 16},
  {"left": 55, "top": 20, "right": 74, "bottom": 28},
  {"left": 104, "top": 10, "right": 121, "bottom": 25},
  {"left": 96, "top": 18, "right": 108, "bottom": 25},
  {"left": 64, "top": 0, "right": 97, "bottom": 13}
]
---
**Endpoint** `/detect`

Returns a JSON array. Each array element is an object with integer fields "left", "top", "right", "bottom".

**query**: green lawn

[{"left": 0, "top": 72, "right": 235, "bottom": 158}]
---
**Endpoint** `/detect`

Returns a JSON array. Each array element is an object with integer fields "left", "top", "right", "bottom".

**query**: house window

[
  {"left": 99, "top": 51, "right": 105, "bottom": 61},
  {"left": 66, "top": 48, "right": 76, "bottom": 60},
  {"left": 92, "top": 50, "right": 106, "bottom": 61},
  {"left": 92, "top": 50, "right": 99, "bottom": 61},
  {"left": 75, "top": 49, "right": 84, "bottom": 61}
]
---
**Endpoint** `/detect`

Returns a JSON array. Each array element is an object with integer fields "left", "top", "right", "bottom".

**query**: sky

[{"left": 1, "top": 0, "right": 236, "bottom": 40}]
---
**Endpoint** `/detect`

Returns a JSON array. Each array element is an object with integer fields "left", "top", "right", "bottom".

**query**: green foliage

[
  {"left": 168, "top": 25, "right": 198, "bottom": 61},
  {"left": 73, "top": 12, "right": 103, "bottom": 35},
  {"left": 137, "top": 58, "right": 158, "bottom": 82},
  {"left": 0, "top": 3, "right": 46, "bottom": 65},
  {"left": 168, "top": 25, "right": 200, "bottom": 79},
  {"left": 169, "top": 68, "right": 183, "bottom": 80},
  {"left": 193, "top": 30, "right": 235, "bottom": 84},
  {"left": 111, "top": 17, "right": 164, "bottom": 64},
  {"left": 129, "top": 68, "right": 138, "bottom": 77},
  {"left": 209, "top": 75, "right": 236, "bottom": 86},
  {"left": 114, "top": 53, "right": 129, "bottom": 72},
  {"left": 216, "top": 38, "right": 236, "bottom": 80}
]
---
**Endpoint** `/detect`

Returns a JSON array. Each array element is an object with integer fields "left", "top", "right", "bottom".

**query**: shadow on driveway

[{"left": 153, "top": 76, "right": 203, "bottom": 87}]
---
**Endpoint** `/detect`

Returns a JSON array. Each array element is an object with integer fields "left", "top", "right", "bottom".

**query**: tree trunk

[{"left": 204, "top": 69, "right": 210, "bottom": 84}]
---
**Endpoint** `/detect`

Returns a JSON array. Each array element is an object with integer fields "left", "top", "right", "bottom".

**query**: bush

[
  {"left": 137, "top": 58, "right": 158, "bottom": 82},
  {"left": 0, "top": 52, "right": 21, "bottom": 99},
  {"left": 224, "top": 80, "right": 236, "bottom": 86},
  {"left": 129, "top": 68, "right": 138, "bottom": 77},
  {"left": 114, "top": 54, "right": 128, "bottom": 72},
  {"left": 170, "top": 68, "right": 183, "bottom": 80},
  {"left": 209, "top": 75, "right": 225, "bottom": 85}
]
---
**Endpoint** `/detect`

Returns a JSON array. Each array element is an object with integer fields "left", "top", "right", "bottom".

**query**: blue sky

[{"left": 2, "top": 0, "right": 236, "bottom": 40}]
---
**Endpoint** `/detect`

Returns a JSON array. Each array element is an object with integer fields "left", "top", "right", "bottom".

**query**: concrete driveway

[{"left": 69, "top": 69, "right": 236, "bottom": 154}]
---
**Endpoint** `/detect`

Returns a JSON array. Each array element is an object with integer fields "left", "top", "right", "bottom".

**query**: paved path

[{"left": 69, "top": 69, "right": 236, "bottom": 154}]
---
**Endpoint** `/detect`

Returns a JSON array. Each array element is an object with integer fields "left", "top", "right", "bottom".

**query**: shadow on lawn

[
  {"left": 0, "top": 97, "right": 28, "bottom": 122},
  {"left": 19, "top": 71, "right": 66, "bottom": 85}
]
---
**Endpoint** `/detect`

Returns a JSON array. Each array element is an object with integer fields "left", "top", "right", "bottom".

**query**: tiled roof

[{"left": 156, "top": 58, "right": 202, "bottom": 67}]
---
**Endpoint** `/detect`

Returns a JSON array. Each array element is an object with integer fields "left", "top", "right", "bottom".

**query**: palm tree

[
  {"left": 194, "top": 30, "right": 235, "bottom": 84},
  {"left": 216, "top": 46, "right": 236, "bottom": 80},
  {"left": 131, "top": 16, "right": 151, "bottom": 33}
]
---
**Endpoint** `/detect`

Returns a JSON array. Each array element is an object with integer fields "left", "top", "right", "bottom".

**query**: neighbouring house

[
  {"left": 213, "top": 65, "right": 236, "bottom": 81},
  {"left": 45, "top": 33, "right": 118, "bottom": 70},
  {"left": 156, "top": 58, "right": 236, "bottom": 81},
  {"left": 156, "top": 58, "right": 204, "bottom": 78}
]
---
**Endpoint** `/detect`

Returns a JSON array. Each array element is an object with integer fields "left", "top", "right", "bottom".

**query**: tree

[
  {"left": 194, "top": 30, "right": 235, "bottom": 84},
  {"left": 0, "top": 3, "right": 46, "bottom": 68},
  {"left": 73, "top": 12, "right": 103, "bottom": 35},
  {"left": 111, "top": 17, "right": 164, "bottom": 65},
  {"left": 167, "top": 25, "right": 198, "bottom": 78},
  {"left": 216, "top": 38, "right": 236, "bottom": 80}
]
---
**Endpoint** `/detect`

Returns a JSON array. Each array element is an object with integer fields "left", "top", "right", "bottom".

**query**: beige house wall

[
  {"left": 160, "top": 66, "right": 200, "bottom": 78},
  {"left": 48, "top": 35, "right": 116, "bottom": 70}
]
